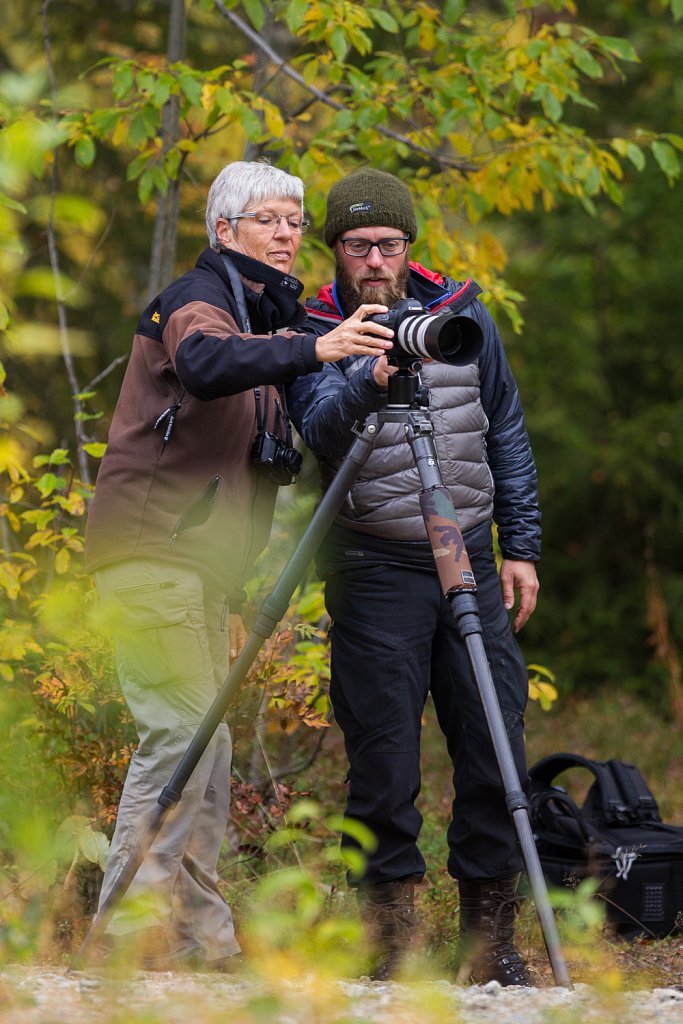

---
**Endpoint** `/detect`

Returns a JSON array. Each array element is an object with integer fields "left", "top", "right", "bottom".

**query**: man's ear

[{"left": 215, "top": 218, "right": 233, "bottom": 248}]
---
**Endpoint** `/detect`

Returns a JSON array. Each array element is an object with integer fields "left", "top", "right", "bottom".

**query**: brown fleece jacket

[{"left": 84, "top": 247, "right": 320, "bottom": 593}]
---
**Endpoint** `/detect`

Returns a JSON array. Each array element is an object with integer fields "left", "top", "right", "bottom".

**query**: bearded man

[{"left": 286, "top": 169, "right": 541, "bottom": 985}]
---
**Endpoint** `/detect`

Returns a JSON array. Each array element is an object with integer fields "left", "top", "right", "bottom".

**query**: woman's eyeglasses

[{"left": 232, "top": 211, "right": 309, "bottom": 234}]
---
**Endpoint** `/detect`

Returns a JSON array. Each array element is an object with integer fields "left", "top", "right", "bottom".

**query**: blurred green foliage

[{"left": 0, "top": 0, "right": 681, "bottom": 976}]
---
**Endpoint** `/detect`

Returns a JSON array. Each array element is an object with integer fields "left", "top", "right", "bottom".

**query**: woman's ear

[{"left": 215, "top": 218, "right": 233, "bottom": 248}]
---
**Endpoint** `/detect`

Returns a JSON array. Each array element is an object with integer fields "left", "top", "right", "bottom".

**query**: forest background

[{"left": 0, "top": 0, "right": 682, "bottom": 986}]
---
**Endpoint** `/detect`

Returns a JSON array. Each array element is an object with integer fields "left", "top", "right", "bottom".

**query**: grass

[
  {"left": 266, "top": 686, "right": 683, "bottom": 990},
  {"left": 2, "top": 687, "right": 682, "bottom": 1009}
]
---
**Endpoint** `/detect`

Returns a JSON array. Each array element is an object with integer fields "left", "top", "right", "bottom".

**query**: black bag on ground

[{"left": 528, "top": 752, "right": 683, "bottom": 938}]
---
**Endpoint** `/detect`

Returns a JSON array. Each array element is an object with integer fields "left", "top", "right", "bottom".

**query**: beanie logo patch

[{"left": 349, "top": 201, "right": 372, "bottom": 213}]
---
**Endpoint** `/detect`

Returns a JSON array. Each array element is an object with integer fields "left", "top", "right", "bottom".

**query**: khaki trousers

[{"left": 95, "top": 559, "right": 240, "bottom": 960}]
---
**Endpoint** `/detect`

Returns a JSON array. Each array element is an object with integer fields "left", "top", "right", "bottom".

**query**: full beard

[{"left": 335, "top": 257, "right": 410, "bottom": 316}]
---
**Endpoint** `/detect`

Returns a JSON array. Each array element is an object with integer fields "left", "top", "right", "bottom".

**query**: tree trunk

[
  {"left": 147, "top": 0, "right": 186, "bottom": 298},
  {"left": 644, "top": 535, "right": 683, "bottom": 730}
]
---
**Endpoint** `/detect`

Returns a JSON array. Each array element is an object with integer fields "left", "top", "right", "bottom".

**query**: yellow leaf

[
  {"left": 201, "top": 82, "right": 218, "bottom": 110},
  {"left": 263, "top": 104, "right": 286, "bottom": 140},
  {"left": 54, "top": 547, "right": 71, "bottom": 575},
  {"left": 111, "top": 118, "right": 129, "bottom": 149}
]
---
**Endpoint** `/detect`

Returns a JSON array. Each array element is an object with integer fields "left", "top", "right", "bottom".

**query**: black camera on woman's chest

[{"left": 251, "top": 430, "right": 303, "bottom": 486}]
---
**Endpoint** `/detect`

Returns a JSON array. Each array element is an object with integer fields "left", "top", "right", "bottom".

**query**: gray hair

[{"left": 205, "top": 161, "right": 305, "bottom": 249}]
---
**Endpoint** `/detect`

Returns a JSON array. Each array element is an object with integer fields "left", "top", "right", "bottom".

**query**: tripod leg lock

[
  {"left": 506, "top": 790, "right": 529, "bottom": 814},
  {"left": 159, "top": 785, "right": 182, "bottom": 808}
]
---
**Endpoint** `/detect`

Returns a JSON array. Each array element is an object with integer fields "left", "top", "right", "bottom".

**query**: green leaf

[
  {"left": 239, "top": 107, "right": 263, "bottom": 140},
  {"left": 0, "top": 193, "right": 27, "bottom": 213},
  {"left": 15, "top": 268, "right": 88, "bottom": 308},
  {"left": 371, "top": 9, "right": 399, "bottom": 33},
  {"left": 36, "top": 472, "right": 62, "bottom": 497},
  {"left": 330, "top": 27, "right": 348, "bottom": 64},
  {"left": 325, "top": 814, "right": 378, "bottom": 852},
  {"left": 442, "top": 0, "right": 465, "bottom": 25},
  {"left": 82, "top": 442, "right": 107, "bottom": 459},
  {"left": 284, "top": 0, "right": 308, "bottom": 33},
  {"left": 286, "top": 799, "right": 322, "bottom": 824},
  {"left": 625, "top": 142, "right": 646, "bottom": 171},
  {"left": 112, "top": 62, "right": 134, "bottom": 101},
  {"left": 651, "top": 140, "right": 680, "bottom": 181},
  {"left": 151, "top": 79, "right": 172, "bottom": 107},
  {"left": 242, "top": 0, "right": 265, "bottom": 31},
  {"left": 663, "top": 132, "right": 683, "bottom": 152},
  {"left": 573, "top": 49, "right": 603, "bottom": 80},
  {"left": 334, "top": 109, "right": 356, "bottom": 132},
  {"left": 74, "top": 135, "right": 96, "bottom": 168},
  {"left": 598, "top": 36, "right": 639, "bottom": 63},
  {"left": 543, "top": 91, "right": 563, "bottom": 123},
  {"left": 177, "top": 72, "right": 203, "bottom": 107},
  {"left": 78, "top": 827, "right": 110, "bottom": 870},
  {"left": 128, "top": 112, "right": 149, "bottom": 147}
]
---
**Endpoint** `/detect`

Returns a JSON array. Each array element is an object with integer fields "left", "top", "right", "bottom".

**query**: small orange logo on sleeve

[{"left": 151, "top": 311, "right": 161, "bottom": 324}]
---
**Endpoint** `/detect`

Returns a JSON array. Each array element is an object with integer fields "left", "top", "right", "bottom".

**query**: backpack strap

[
  {"left": 529, "top": 753, "right": 663, "bottom": 827},
  {"left": 528, "top": 753, "right": 628, "bottom": 826},
  {"left": 606, "top": 759, "right": 662, "bottom": 823},
  {"left": 528, "top": 787, "right": 597, "bottom": 846}
]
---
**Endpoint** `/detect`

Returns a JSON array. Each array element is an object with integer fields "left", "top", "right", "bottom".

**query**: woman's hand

[{"left": 314, "top": 304, "right": 394, "bottom": 363}]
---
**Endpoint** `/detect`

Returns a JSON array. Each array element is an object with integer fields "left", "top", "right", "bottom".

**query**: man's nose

[{"left": 365, "top": 246, "right": 384, "bottom": 268}]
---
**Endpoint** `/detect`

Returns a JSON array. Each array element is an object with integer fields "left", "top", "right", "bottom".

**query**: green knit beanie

[{"left": 323, "top": 169, "right": 417, "bottom": 247}]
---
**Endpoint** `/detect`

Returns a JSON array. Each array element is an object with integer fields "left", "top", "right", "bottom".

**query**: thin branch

[
  {"left": 266, "top": 728, "right": 328, "bottom": 783},
  {"left": 147, "top": 0, "right": 186, "bottom": 297},
  {"left": 82, "top": 353, "right": 129, "bottom": 392},
  {"left": 213, "top": 1, "right": 476, "bottom": 174},
  {"left": 41, "top": 0, "right": 91, "bottom": 485}
]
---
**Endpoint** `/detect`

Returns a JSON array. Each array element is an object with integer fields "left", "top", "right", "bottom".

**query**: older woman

[{"left": 84, "top": 161, "right": 393, "bottom": 971}]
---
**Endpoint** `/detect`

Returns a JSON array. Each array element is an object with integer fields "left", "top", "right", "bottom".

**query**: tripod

[{"left": 74, "top": 367, "right": 571, "bottom": 988}]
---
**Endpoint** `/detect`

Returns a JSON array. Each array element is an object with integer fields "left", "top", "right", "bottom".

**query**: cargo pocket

[{"left": 113, "top": 580, "right": 211, "bottom": 689}]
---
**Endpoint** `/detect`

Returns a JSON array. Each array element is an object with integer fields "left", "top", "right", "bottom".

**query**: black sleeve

[{"left": 176, "top": 330, "right": 321, "bottom": 399}]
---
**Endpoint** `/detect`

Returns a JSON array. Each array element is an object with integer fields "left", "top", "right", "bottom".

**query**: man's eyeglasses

[
  {"left": 232, "top": 211, "right": 309, "bottom": 234},
  {"left": 340, "top": 237, "right": 410, "bottom": 257}
]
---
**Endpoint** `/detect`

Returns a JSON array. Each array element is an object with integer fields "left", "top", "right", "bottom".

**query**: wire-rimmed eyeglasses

[
  {"left": 339, "top": 236, "right": 410, "bottom": 257},
  {"left": 232, "top": 211, "right": 310, "bottom": 234}
]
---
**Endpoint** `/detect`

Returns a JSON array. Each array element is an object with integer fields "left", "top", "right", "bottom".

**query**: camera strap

[
  {"left": 220, "top": 252, "right": 252, "bottom": 333},
  {"left": 253, "top": 385, "right": 295, "bottom": 447},
  {"left": 221, "top": 251, "right": 296, "bottom": 447}
]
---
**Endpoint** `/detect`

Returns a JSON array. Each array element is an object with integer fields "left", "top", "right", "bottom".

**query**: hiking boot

[
  {"left": 457, "top": 874, "right": 531, "bottom": 987},
  {"left": 357, "top": 876, "right": 420, "bottom": 981}
]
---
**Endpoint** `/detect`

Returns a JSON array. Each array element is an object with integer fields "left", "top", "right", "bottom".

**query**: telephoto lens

[{"left": 368, "top": 298, "right": 483, "bottom": 366}]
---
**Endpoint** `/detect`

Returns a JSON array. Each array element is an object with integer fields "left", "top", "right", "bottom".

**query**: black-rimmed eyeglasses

[
  {"left": 340, "top": 236, "right": 410, "bottom": 257},
  {"left": 232, "top": 211, "right": 309, "bottom": 234}
]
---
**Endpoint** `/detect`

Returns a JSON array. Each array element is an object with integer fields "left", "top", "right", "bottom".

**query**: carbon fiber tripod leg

[{"left": 405, "top": 413, "right": 571, "bottom": 989}]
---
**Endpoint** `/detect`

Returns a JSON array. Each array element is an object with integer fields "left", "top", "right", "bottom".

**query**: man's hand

[
  {"left": 229, "top": 613, "right": 248, "bottom": 661},
  {"left": 314, "top": 304, "right": 394, "bottom": 363},
  {"left": 500, "top": 560, "right": 539, "bottom": 633},
  {"left": 372, "top": 353, "right": 399, "bottom": 388}
]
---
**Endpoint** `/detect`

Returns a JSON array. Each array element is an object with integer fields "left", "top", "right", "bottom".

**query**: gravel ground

[{"left": 1, "top": 968, "right": 683, "bottom": 1024}]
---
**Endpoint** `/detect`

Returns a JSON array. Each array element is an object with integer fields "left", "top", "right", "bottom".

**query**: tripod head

[{"left": 384, "top": 307, "right": 485, "bottom": 408}]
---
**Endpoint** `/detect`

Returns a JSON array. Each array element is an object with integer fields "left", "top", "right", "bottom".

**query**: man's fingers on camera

[
  {"left": 355, "top": 303, "right": 389, "bottom": 320},
  {"left": 372, "top": 354, "right": 398, "bottom": 387}
]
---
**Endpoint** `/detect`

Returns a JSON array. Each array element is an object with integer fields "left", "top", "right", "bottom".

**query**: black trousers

[{"left": 324, "top": 522, "right": 529, "bottom": 884}]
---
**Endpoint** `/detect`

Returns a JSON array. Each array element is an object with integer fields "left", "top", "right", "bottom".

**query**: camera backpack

[{"left": 528, "top": 752, "right": 683, "bottom": 938}]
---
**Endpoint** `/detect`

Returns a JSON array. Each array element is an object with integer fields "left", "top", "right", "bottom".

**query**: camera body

[
  {"left": 367, "top": 297, "right": 483, "bottom": 368},
  {"left": 251, "top": 430, "right": 303, "bottom": 486}
]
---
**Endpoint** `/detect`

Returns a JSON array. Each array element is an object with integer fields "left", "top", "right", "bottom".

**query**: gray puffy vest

[{"left": 330, "top": 359, "right": 494, "bottom": 541}]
